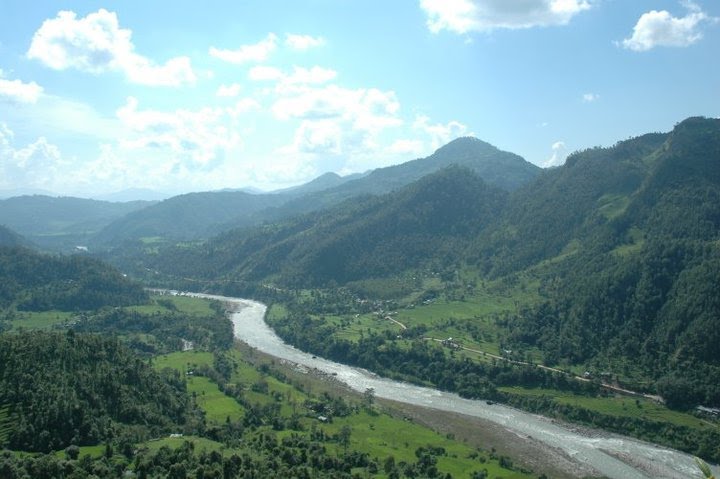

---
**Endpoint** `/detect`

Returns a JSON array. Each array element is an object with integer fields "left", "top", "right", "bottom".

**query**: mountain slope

[
  {"left": 0, "top": 195, "right": 154, "bottom": 251},
  {"left": 501, "top": 117, "right": 720, "bottom": 406},
  {"left": 92, "top": 190, "right": 288, "bottom": 244},
  {"left": 0, "top": 246, "right": 147, "bottom": 311},
  {"left": 0, "top": 225, "right": 31, "bottom": 248},
  {"left": 239, "top": 137, "right": 539, "bottom": 226},
  {"left": 147, "top": 166, "right": 508, "bottom": 287}
]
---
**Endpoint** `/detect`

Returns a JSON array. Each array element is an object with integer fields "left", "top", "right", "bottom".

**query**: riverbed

[{"left": 193, "top": 293, "right": 714, "bottom": 479}]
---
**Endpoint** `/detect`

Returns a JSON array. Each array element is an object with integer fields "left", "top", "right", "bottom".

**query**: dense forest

[
  {"left": 0, "top": 332, "right": 190, "bottom": 452},
  {"left": 0, "top": 246, "right": 147, "bottom": 311}
]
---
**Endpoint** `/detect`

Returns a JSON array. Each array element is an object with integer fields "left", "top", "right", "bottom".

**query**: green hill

[{"left": 0, "top": 246, "right": 147, "bottom": 311}]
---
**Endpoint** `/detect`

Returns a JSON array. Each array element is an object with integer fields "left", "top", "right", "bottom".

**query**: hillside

[
  {"left": 0, "top": 246, "right": 147, "bottom": 311},
  {"left": 0, "top": 195, "right": 153, "bottom": 251},
  {"left": 0, "top": 225, "right": 30, "bottom": 248},
  {"left": 91, "top": 190, "right": 289, "bottom": 244},
  {"left": 502, "top": 117, "right": 720, "bottom": 406},
  {"left": 0, "top": 331, "right": 189, "bottom": 452}
]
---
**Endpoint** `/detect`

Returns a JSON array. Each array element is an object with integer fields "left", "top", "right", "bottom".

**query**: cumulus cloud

[
  {"left": 216, "top": 83, "right": 242, "bottom": 97},
  {"left": 248, "top": 66, "right": 285, "bottom": 82},
  {"left": 582, "top": 92, "right": 599, "bottom": 102},
  {"left": 620, "top": 1, "right": 715, "bottom": 52},
  {"left": 27, "top": 9, "right": 196, "bottom": 86},
  {"left": 250, "top": 66, "right": 337, "bottom": 86},
  {"left": 0, "top": 123, "right": 67, "bottom": 191},
  {"left": 419, "top": 0, "right": 591, "bottom": 34},
  {"left": 544, "top": 140, "right": 568, "bottom": 167},
  {"left": 210, "top": 33, "right": 278, "bottom": 64},
  {"left": 0, "top": 70, "right": 43, "bottom": 103},
  {"left": 413, "top": 115, "right": 469, "bottom": 150},
  {"left": 285, "top": 34, "right": 325, "bottom": 50},
  {"left": 388, "top": 139, "right": 425, "bottom": 155},
  {"left": 116, "top": 97, "right": 244, "bottom": 170}
]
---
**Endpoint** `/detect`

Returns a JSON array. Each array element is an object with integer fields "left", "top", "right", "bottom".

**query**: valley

[{"left": 0, "top": 116, "right": 719, "bottom": 478}]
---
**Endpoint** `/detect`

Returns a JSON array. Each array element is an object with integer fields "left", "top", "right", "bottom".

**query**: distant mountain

[
  {"left": 93, "top": 188, "right": 173, "bottom": 202},
  {"left": 142, "top": 166, "right": 508, "bottom": 287},
  {"left": 91, "top": 190, "right": 289, "bottom": 244},
  {"left": 0, "top": 195, "right": 155, "bottom": 251},
  {"left": 270, "top": 172, "right": 363, "bottom": 196},
  {"left": 95, "top": 138, "right": 538, "bottom": 245},
  {"left": 0, "top": 187, "right": 57, "bottom": 199},
  {"left": 221, "top": 137, "right": 540, "bottom": 229}
]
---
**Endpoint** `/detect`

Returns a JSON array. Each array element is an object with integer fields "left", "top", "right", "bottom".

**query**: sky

[{"left": 0, "top": 0, "right": 718, "bottom": 198}]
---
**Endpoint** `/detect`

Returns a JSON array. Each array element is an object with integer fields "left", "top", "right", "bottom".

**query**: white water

[{"left": 193, "top": 293, "right": 716, "bottom": 479}]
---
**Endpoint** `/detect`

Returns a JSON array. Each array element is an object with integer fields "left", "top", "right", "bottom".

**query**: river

[{"left": 191, "top": 292, "right": 716, "bottom": 479}]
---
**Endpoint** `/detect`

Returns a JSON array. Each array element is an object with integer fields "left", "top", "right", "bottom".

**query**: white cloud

[
  {"left": 620, "top": 2, "right": 714, "bottom": 52},
  {"left": 285, "top": 34, "right": 325, "bottom": 50},
  {"left": 116, "top": 97, "right": 243, "bottom": 170},
  {"left": 420, "top": 0, "right": 591, "bottom": 34},
  {"left": 209, "top": 33, "right": 278, "bottom": 64},
  {"left": 285, "top": 66, "right": 337, "bottom": 85},
  {"left": 0, "top": 123, "right": 67, "bottom": 191},
  {"left": 27, "top": 9, "right": 196, "bottom": 86},
  {"left": 582, "top": 92, "right": 599, "bottom": 102},
  {"left": 0, "top": 70, "right": 43, "bottom": 103},
  {"left": 249, "top": 65, "right": 285, "bottom": 82},
  {"left": 413, "top": 115, "right": 469, "bottom": 150},
  {"left": 272, "top": 84, "right": 402, "bottom": 130},
  {"left": 388, "top": 139, "right": 425, "bottom": 155},
  {"left": 544, "top": 140, "right": 568, "bottom": 167},
  {"left": 216, "top": 83, "right": 243, "bottom": 97},
  {"left": 250, "top": 65, "right": 337, "bottom": 86}
]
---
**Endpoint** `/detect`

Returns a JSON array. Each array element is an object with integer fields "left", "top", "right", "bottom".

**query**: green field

[
  {"left": 186, "top": 376, "right": 244, "bottom": 423},
  {"left": 319, "top": 410, "right": 531, "bottom": 478},
  {"left": 150, "top": 349, "right": 531, "bottom": 478},
  {"left": 126, "top": 294, "right": 219, "bottom": 316},
  {"left": 154, "top": 351, "right": 214, "bottom": 372},
  {"left": 9, "top": 311, "right": 74, "bottom": 330}
]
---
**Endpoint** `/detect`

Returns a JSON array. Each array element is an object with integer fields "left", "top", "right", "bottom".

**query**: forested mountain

[
  {"left": 0, "top": 195, "right": 153, "bottom": 251},
  {"left": 91, "top": 190, "right": 289, "bottom": 244},
  {"left": 0, "top": 225, "right": 30, "bottom": 248},
  {"left": 94, "top": 137, "right": 539, "bottom": 246},
  {"left": 151, "top": 166, "right": 507, "bottom": 286},
  {"left": 226, "top": 137, "right": 539, "bottom": 228},
  {"left": 0, "top": 246, "right": 147, "bottom": 311},
  {"left": 501, "top": 117, "right": 720, "bottom": 407}
]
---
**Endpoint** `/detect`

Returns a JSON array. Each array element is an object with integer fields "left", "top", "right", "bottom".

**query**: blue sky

[{"left": 0, "top": 0, "right": 718, "bottom": 198}]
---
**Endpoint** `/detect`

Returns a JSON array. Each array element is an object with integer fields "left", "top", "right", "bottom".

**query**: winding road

[{"left": 191, "top": 292, "right": 716, "bottom": 479}]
